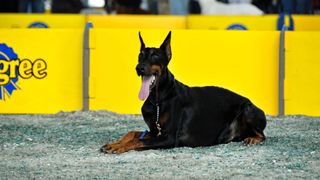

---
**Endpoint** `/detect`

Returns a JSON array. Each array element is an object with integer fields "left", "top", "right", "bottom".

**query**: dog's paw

[
  {"left": 100, "top": 144, "right": 109, "bottom": 153},
  {"left": 243, "top": 137, "right": 263, "bottom": 146},
  {"left": 100, "top": 143, "right": 127, "bottom": 154},
  {"left": 100, "top": 144, "right": 116, "bottom": 154}
]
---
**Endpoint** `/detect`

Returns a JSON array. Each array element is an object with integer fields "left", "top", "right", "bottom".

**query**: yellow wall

[
  {"left": 293, "top": 15, "right": 320, "bottom": 31},
  {"left": 284, "top": 31, "right": 320, "bottom": 116},
  {"left": 89, "top": 29, "right": 279, "bottom": 115},
  {"left": 0, "top": 14, "right": 86, "bottom": 28},
  {"left": 87, "top": 15, "right": 186, "bottom": 29},
  {"left": 0, "top": 29, "right": 83, "bottom": 113},
  {"left": 1, "top": 14, "right": 320, "bottom": 31},
  {"left": 187, "top": 15, "right": 320, "bottom": 31},
  {"left": 187, "top": 15, "right": 278, "bottom": 30}
]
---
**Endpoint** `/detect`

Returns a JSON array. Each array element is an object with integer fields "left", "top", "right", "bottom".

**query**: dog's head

[{"left": 136, "top": 31, "right": 172, "bottom": 101}]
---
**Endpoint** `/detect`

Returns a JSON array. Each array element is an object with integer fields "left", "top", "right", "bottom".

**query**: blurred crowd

[{"left": 0, "top": 0, "right": 319, "bottom": 15}]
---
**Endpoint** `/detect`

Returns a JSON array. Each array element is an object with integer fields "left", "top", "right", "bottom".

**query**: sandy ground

[{"left": 0, "top": 111, "right": 320, "bottom": 179}]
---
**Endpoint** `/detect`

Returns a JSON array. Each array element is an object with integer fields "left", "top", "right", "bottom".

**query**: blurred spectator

[
  {"left": 189, "top": 0, "right": 201, "bottom": 14},
  {"left": 229, "top": 0, "right": 252, "bottom": 3},
  {"left": 280, "top": 0, "right": 312, "bottom": 14},
  {"left": 18, "top": 0, "right": 45, "bottom": 13},
  {"left": 158, "top": 0, "right": 170, "bottom": 14},
  {"left": 51, "top": 0, "right": 84, "bottom": 13},
  {"left": 147, "top": 0, "right": 158, "bottom": 14},
  {"left": 252, "top": 0, "right": 279, "bottom": 14},
  {"left": 314, "top": 0, "right": 320, "bottom": 13},
  {"left": 197, "top": 0, "right": 263, "bottom": 15},
  {"left": 104, "top": 0, "right": 114, "bottom": 13},
  {"left": 169, "top": 0, "right": 189, "bottom": 15},
  {"left": 0, "top": 0, "right": 19, "bottom": 12},
  {"left": 114, "top": 0, "right": 150, "bottom": 14},
  {"left": 215, "top": 0, "right": 279, "bottom": 14}
]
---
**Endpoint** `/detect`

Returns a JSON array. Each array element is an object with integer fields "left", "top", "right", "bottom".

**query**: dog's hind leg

[
  {"left": 240, "top": 102, "right": 267, "bottom": 145},
  {"left": 217, "top": 121, "right": 239, "bottom": 144}
]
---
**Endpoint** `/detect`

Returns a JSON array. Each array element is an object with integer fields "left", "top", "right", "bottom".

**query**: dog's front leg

[
  {"left": 113, "top": 137, "right": 175, "bottom": 154},
  {"left": 100, "top": 131, "right": 144, "bottom": 154},
  {"left": 101, "top": 131, "right": 175, "bottom": 154}
]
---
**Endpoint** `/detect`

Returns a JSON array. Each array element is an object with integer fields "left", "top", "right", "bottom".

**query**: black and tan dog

[{"left": 101, "top": 31, "right": 266, "bottom": 154}]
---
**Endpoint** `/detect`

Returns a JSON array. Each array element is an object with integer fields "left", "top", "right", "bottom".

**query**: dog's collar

[
  {"left": 155, "top": 104, "right": 161, "bottom": 136},
  {"left": 152, "top": 81, "right": 162, "bottom": 136},
  {"left": 155, "top": 81, "right": 161, "bottom": 136}
]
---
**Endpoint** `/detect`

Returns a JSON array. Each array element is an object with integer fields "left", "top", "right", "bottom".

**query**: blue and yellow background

[{"left": 0, "top": 14, "right": 320, "bottom": 116}]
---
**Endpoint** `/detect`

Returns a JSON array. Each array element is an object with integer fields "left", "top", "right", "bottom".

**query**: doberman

[{"left": 100, "top": 31, "right": 267, "bottom": 154}]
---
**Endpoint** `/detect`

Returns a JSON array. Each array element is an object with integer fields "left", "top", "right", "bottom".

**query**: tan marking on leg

[
  {"left": 115, "top": 140, "right": 145, "bottom": 154},
  {"left": 105, "top": 131, "right": 137, "bottom": 150},
  {"left": 101, "top": 131, "right": 142, "bottom": 153},
  {"left": 113, "top": 132, "right": 156, "bottom": 153},
  {"left": 115, "top": 131, "right": 141, "bottom": 144}
]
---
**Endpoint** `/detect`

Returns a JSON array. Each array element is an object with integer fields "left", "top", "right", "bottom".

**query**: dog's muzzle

[{"left": 136, "top": 64, "right": 147, "bottom": 76}]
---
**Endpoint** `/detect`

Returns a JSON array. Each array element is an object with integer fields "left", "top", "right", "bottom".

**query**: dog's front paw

[
  {"left": 100, "top": 144, "right": 116, "bottom": 154},
  {"left": 100, "top": 143, "right": 127, "bottom": 154},
  {"left": 243, "top": 137, "right": 263, "bottom": 145},
  {"left": 100, "top": 144, "right": 110, "bottom": 153}
]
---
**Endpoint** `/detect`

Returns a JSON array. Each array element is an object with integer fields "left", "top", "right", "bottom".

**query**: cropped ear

[
  {"left": 139, "top": 31, "right": 145, "bottom": 52},
  {"left": 160, "top": 31, "right": 172, "bottom": 61}
]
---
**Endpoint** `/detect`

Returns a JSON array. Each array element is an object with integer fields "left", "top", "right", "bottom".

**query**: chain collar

[{"left": 156, "top": 104, "right": 161, "bottom": 136}]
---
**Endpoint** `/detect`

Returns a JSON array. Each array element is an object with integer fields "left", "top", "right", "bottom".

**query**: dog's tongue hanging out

[{"left": 138, "top": 76, "right": 153, "bottom": 101}]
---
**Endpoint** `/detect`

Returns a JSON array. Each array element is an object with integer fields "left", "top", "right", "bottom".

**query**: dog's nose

[{"left": 136, "top": 64, "right": 146, "bottom": 75}]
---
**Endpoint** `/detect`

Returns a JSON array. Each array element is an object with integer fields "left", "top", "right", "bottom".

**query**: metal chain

[{"left": 156, "top": 105, "right": 161, "bottom": 136}]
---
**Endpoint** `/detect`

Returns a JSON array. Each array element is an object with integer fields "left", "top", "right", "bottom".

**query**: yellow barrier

[
  {"left": 293, "top": 15, "right": 320, "bottom": 31},
  {"left": 89, "top": 29, "right": 279, "bottom": 115},
  {"left": 187, "top": 15, "right": 278, "bottom": 30},
  {"left": 87, "top": 15, "right": 186, "bottom": 29},
  {"left": 0, "top": 29, "right": 83, "bottom": 114},
  {"left": 0, "top": 14, "right": 86, "bottom": 28},
  {"left": 1, "top": 14, "right": 320, "bottom": 31},
  {"left": 284, "top": 31, "right": 320, "bottom": 116}
]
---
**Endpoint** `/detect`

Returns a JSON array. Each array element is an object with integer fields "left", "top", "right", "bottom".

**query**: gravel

[{"left": 0, "top": 111, "right": 319, "bottom": 179}]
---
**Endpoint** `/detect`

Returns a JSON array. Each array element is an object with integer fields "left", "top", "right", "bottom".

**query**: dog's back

[{"left": 174, "top": 81, "right": 260, "bottom": 147}]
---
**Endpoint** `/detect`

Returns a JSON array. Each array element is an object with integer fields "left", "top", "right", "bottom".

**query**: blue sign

[
  {"left": 227, "top": 24, "right": 248, "bottom": 30},
  {"left": 0, "top": 44, "right": 19, "bottom": 100},
  {"left": 28, "top": 22, "right": 49, "bottom": 28}
]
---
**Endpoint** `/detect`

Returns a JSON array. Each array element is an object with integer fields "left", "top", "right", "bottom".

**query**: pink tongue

[{"left": 138, "top": 76, "right": 153, "bottom": 101}]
